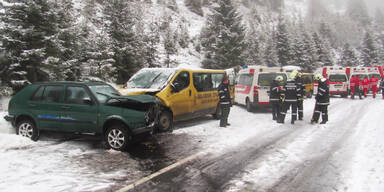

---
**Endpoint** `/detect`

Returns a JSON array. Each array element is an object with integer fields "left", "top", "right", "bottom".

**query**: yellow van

[
  {"left": 118, "top": 68, "right": 234, "bottom": 131},
  {"left": 301, "top": 73, "right": 314, "bottom": 98}
]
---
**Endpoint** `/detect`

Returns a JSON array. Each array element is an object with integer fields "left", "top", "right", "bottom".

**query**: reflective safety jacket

[
  {"left": 218, "top": 82, "right": 231, "bottom": 105},
  {"left": 281, "top": 80, "right": 298, "bottom": 103},
  {"left": 316, "top": 81, "right": 330, "bottom": 105},
  {"left": 269, "top": 80, "right": 282, "bottom": 103},
  {"left": 370, "top": 76, "right": 378, "bottom": 87},
  {"left": 295, "top": 77, "right": 305, "bottom": 100},
  {"left": 362, "top": 78, "right": 369, "bottom": 89}
]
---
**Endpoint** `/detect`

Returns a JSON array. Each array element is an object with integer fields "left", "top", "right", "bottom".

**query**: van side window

[
  {"left": 238, "top": 74, "right": 253, "bottom": 86},
  {"left": 42, "top": 86, "right": 64, "bottom": 103},
  {"left": 211, "top": 74, "right": 224, "bottom": 89},
  {"left": 193, "top": 73, "right": 211, "bottom": 91},
  {"left": 173, "top": 71, "right": 190, "bottom": 92}
]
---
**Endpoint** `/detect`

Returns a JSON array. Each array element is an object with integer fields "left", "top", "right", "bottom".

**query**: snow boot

[
  {"left": 320, "top": 120, "right": 327, "bottom": 124},
  {"left": 310, "top": 119, "right": 317, "bottom": 124}
]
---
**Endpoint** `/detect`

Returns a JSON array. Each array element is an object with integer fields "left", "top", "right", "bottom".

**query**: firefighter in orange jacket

[
  {"left": 370, "top": 76, "right": 379, "bottom": 98},
  {"left": 362, "top": 76, "right": 369, "bottom": 97}
]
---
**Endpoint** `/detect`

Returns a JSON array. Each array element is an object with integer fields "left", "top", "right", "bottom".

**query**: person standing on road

[
  {"left": 370, "top": 75, "right": 379, "bottom": 98},
  {"left": 295, "top": 72, "right": 305, "bottom": 120},
  {"left": 362, "top": 76, "right": 369, "bottom": 98},
  {"left": 380, "top": 78, "right": 384, "bottom": 99},
  {"left": 270, "top": 76, "right": 283, "bottom": 121},
  {"left": 218, "top": 75, "right": 231, "bottom": 127},
  {"left": 311, "top": 74, "right": 330, "bottom": 124},
  {"left": 351, "top": 75, "right": 362, "bottom": 99},
  {"left": 350, "top": 75, "right": 356, "bottom": 99},
  {"left": 278, "top": 72, "right": 298, "bottom": 124}
]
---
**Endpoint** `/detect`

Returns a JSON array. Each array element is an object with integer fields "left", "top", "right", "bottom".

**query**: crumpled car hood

[{"left": 110, "top": 94, "right": 160, "bottom": 104}]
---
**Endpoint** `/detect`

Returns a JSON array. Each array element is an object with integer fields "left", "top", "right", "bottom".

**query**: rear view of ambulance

[
  {"left": 235, "top": 66, "right": 287, "bottom": 112},
  {"left": 315, "top": 66, "right": 349, "bottom": 97}
]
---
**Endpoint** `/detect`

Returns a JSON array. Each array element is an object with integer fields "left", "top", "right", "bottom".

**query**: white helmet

[
  {"left": 314, "top": 74, "right": 323, "bottom": 81},
  {"left": 275, "top": 76, "right": 283, "bottom": 82}
]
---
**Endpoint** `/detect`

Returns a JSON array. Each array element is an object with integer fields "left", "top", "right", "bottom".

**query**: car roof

[{"left": 32, "top": 81, "right": 108, "bottom": 86}]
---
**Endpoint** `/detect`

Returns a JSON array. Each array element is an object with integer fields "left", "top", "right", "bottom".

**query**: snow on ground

[{"left": 1, "top": 96, "right": 384, "bottom": 191}]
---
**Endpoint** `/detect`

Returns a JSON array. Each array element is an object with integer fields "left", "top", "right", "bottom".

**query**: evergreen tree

[
  {"left": 360, "top": 31, "right": 379, "bottom": 67},
  {"left": 264, "top": 33, "right": 279, "bottom": 67},
  {"left": 0, "top": 0, "right": 77, "bottom": 89},
  {"left": 200, "top": 0, "right": 247, "bottom": 69},
  {"left": 276, "top": 15, "right": 292, "bottom": 66},
  {"left": 184, "top": 0, "right": 203, "bottom": 16},
  {"left": 312, "top": 32, "right": 333, "bottom": 67},
  {"left": 245, "top": 22, "right": 263, "bottom": 65},
  {"left": 374, "top": 8, "right": 384, "bottom": 32},
  {"left": 339, "top": 43, "right": 359, "bottom": 67},
  {"left": 103, "top": 0, "right": 145, "bottom": 84}
]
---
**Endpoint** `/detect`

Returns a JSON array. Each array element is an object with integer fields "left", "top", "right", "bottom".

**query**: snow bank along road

[{"left": 1, "top": 97, "right": 384, "bottom": 192}]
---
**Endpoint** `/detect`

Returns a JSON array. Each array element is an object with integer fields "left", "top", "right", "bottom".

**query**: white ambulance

[
  {"left": 235, "top": 66, "right": 287, "bottom": 112},
  {"left": 314, "top": 66, "right": 349, "bottom": 97}
]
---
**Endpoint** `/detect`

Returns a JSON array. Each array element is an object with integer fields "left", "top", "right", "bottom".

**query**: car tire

[
  {"left": 212, "top": 104, "right": 222, "bottom": 119},
  {"left": 246, "top": 98, "right": 253, "bottom": 112},
  {"left": 16, "top": 119, "right": 39, "bottom": 141},
  {"left": 158, "top": 111, "right": 173, "bottom": 132},
  {"left": 105, "top": 124, "right": 131, "bottom": 151}
]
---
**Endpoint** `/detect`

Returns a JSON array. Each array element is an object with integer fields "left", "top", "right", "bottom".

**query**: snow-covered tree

[
  {"left": 103, "top": 0, "right": 145, "bottom": 84},
  {"left": 184, "top": 0, "right": 203, "bottom": 16},
  {"left": 346, "top": 0, "right": 371, "bottom": 27},
  {"left": 339, "top": 43, "right": 359, "bottom": 67},
  {"left": 360, "top": 31, "right": 379, "bottom": 67},
  {"left": 312, "top": 31, "right": 333, "bottom": 67},
  {"left": 276, "top": 15, "right": 292, "bottom": 66},
  {"left": 200, "top": 0, "right": 247, "bottom": 69}
]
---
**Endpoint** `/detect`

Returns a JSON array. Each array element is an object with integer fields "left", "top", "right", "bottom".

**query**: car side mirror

[{"left": 83, "top": 98, "right": 94, "bottom": 105}]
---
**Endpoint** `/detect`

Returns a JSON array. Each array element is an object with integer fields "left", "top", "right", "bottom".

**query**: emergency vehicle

[
  {"left": 234, "top": 66, "right": 287, "bottom": 112},
  {"left": 314, "top": 66, "right": 349, "bottom": 97}
]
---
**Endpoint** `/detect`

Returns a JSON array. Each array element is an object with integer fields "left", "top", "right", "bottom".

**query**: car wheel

[
  {"left": 158, "top": 111, "right": 173, "bottom": 132},
  {"left": 212, "top": 104, "right": 222, "bottom": 119},
  {"left": 16, "top": 119, "right": 39, "bottom": 141},
  {"left": 105, "top": 125, "right": 131, "bottom": 151},
  {"left": 246, "top": 98, "right": 253, "bottom": 112}
]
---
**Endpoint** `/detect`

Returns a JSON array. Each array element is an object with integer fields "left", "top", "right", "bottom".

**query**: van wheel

[
  {"left": 105, "top": 124, "right": 131, "bottom": 151},
  {"left": 212, "top": 104, "right": 222, "bottom": 119},
  {"left": 158, "top": 111, "right": 173, "bottom": 132},
  {"left": 16, "top": 119, "right": 39, "bottom": 141},
  {"left": 246, "top": 99, "right": 253, "bottom": 112}
]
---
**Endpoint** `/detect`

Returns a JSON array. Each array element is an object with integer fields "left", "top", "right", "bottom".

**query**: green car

[{"left": 4, "top": 81, "right": 160, "bottom": 151}]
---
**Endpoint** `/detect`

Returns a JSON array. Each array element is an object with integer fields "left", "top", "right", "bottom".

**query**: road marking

[{"left": 115, "top": 152, "right": 203, "bottom": 192}]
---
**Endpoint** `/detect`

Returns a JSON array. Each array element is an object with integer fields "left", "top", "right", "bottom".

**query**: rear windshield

[
  {"left": 258, "top": 73, "right": 287, "bottom": 86},
  {"left": 237, "top": 74, "right": 253, "bottom": 86},
  {"left": 329, "top": 74, "right": 347, "bottom": 82},
  {"left": 352, "top": 74, "right": 369, "bottom": 80},
  {"left": 302, "top": 75, "right": 313, "bottom": 84}
]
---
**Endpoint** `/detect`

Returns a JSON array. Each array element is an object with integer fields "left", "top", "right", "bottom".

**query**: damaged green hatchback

[{"left": 4, "top": 81, "right": 160, "bottom": 151}]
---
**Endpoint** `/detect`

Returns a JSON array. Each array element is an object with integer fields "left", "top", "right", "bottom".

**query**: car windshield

[
  {"left": 329, "top": 74, "right": 347, "bottom": 82},
  {"left": 258, "top": 73, "right": 287, "bottom": 86},
  {"left": 126, "top": 68, "right": 176, "bottom": 89},
  {"left": 88, "top": 84, "right": 120, "bottom": 104},
  {"left": 369, "top": 74, "right": 380, "bottom": 79}
]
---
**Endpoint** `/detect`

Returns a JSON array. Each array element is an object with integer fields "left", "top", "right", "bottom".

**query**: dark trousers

[
  {"left": 279, "top": 101, "right": 297, "bottom": 123},
  {"left": 297, "top": 99, "right": 303, "bottom": 120},
  {"left": 271, "top": 101, "right": 280, "bottom": 120},
  {"left": 382, "top": 88, "right": 384, "bottom": 99},
  {"left": 220, "top": 104, "right": 230, "bottom": 127},
  {"left": 351, "top": 85, "right": 362, "bottom": 99},
  {"left": 312, "top": 104, "right": 328, "bottom": 122}
]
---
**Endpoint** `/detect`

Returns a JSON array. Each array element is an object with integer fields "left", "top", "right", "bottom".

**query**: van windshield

[
  {"left": 329, "top": 74, "right": 347, "bottom": 82},
  {"left": 126, "top": 68, "right": 176, "bottom": 89},
  {"left": 258, "top": 73, "right": 287, "bottom": 86}
]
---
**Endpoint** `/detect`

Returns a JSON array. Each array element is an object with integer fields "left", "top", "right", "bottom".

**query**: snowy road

[{"left": 1, "top": 97, "right": 384, "bottom": 192}]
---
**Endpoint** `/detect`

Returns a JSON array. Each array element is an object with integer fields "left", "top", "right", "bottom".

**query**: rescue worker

[
  {"left": 295, "top": 72, "right": 305, "bottom": 120},
  {"left": 381, "top": 78, "right": 384, "bottom": 99},
  {"left": 311, "top": 74, "right": 330, "bottom": 124},
  {"left": 270, "top": 75, "right": 283, "bottom": 121},
  {"left": 350, "top": 75, "right": 356, "bottom": 99},
  {"left": 370, "top": 75, "right": 379, "bottom": 98},
  {"left": 218, "top": 75, "right": 231, "bottom": 127},
  {"left": 351, "top": 75, "right": 362, "bottom": 99},
  {"left": 362, "top": 76, "right": 369, "bottom": 98},
  {"left": 278, "top": 72, "right": 298, "bottom": 124}
]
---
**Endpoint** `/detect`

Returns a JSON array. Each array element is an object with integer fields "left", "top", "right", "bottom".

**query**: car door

[
  {"left": 28, "top": 85, "right": 64, "bottom": 131},
  {"left": 168, "top": 71, "right": 193, "bottom": 121},
  {"left": 60, "top": 85, "right": 99, "bottom": 133}
]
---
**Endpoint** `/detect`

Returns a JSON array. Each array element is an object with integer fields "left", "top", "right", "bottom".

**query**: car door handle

[
  {"left": 28, "top": 104, "right": 36, "bottom": 107},
  {"left": 61, "top": 106, "right": 71, "bottom": 110}
]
